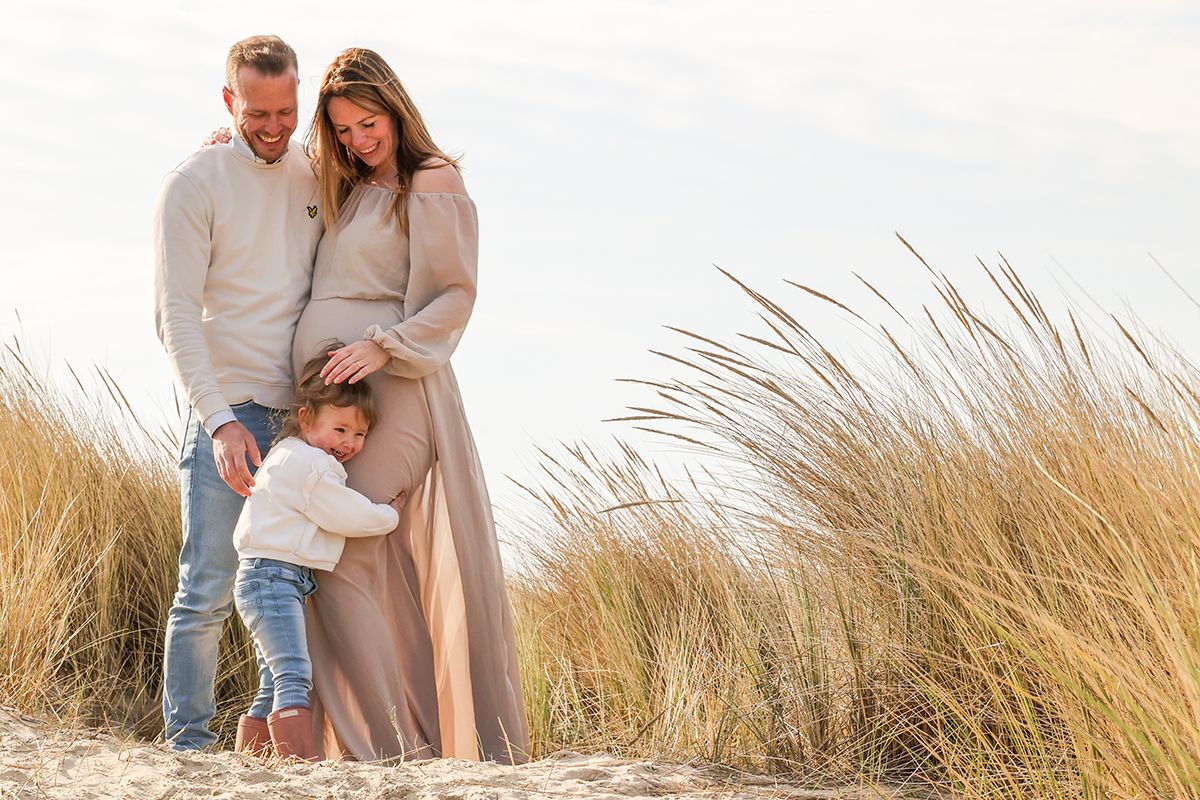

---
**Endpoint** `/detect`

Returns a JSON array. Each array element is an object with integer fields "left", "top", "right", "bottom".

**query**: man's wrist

[{"left": 202, "top": 408, "right": 238, "bottom": 437}]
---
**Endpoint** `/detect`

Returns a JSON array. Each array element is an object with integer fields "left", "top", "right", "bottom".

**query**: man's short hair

[{"left": 225, "top": 35, "right": 298, "bottom": 93}]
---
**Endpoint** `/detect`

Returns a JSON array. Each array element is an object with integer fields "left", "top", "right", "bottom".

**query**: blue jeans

[
  {"left": 233, "top": 558, "right": 319, "bottom": 718},
  {"left": 162, "top": 401, "right": 281, "bottom": 750}
]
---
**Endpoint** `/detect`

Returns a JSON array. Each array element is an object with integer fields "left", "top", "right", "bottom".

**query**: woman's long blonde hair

[{"left": 307, "top": 47, "right": 459, "bottom": 234}]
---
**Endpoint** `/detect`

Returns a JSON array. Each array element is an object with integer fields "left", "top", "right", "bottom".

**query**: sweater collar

[
  {"left": 281, "top": 436, "right": 348, "bottom": 478},
  {"left": 231, "top": 130, "right": 290, "bottom": 167}
]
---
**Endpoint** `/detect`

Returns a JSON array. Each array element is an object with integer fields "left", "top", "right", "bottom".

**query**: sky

[{"left": 2, "top": 0, "right": 1199, "bottom": 528}]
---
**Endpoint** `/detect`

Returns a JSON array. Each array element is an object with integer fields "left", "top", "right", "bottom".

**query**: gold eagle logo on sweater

[{"left": 306, "top": 205, "right": 318, "bottom": 219}]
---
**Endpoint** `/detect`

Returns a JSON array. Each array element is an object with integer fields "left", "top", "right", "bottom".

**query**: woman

[{"left": 291, "top": 47, "right": 528, "bottom": 763}]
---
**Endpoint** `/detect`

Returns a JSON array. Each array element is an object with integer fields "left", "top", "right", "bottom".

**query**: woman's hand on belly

[{"left": 323, "top": 339, "right": 390, "bottom": 385}]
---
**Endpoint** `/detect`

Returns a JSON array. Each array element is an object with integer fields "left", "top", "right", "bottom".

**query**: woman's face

[{"left": 327, "top": 95, "right": 397, "bottom": 176}]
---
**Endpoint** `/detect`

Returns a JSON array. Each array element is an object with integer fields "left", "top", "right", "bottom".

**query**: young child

[{"left": 231, "top": 349, "right": 403, "bottom": 761}]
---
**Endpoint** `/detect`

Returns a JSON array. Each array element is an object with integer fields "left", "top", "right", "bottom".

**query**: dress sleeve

[{"left": 363, "top": 192, "right": 479, "bottom": 379}]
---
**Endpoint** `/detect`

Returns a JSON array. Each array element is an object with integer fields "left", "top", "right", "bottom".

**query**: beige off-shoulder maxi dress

[{"left": 292, "top": 185, "right": 529, "bottom": 763}]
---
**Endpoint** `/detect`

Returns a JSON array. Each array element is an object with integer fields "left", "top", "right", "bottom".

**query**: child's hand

[{"left": 388, "top": 492, "right": 407, "bottom": 515}]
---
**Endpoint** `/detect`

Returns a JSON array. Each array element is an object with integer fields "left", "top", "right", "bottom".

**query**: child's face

[{"left": 298, "top": 404, "right": 370, "bottom": 463}]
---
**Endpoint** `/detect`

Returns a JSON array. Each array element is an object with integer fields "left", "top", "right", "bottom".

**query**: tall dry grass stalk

[
  {"left": 508, "top": 245, "right": 1200, "bottom": 798},
  {"left": 0, "top": 340, "right": 258, "bottom": 741}
]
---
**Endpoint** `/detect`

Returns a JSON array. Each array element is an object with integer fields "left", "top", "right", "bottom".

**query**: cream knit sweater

[{"left": 153, "top": 134, "right": 323, "bottom": 433}]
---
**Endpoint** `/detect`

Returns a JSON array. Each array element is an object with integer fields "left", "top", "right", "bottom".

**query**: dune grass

[
  {"left": 506, "top": 247, "right": 1200, "bottom": 797},
  {"left": 3, "top": 246, "right": 1200, "bottom": 797},
  {"left": 0, "top": 340, "right": 259, "bottom": 741}
]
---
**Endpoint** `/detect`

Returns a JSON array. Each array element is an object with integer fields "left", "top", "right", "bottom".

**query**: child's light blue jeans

[{"left": 233, "top": 558, "right": 319, "bottom": 718}]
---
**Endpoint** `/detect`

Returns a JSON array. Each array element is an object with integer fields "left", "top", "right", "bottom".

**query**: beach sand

[{"left": 0, "top": 707, "right": 929, "bottom": 800}]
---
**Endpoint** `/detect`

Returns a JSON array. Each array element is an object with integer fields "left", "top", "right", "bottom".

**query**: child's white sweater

[{"left": 233, "top": 437, "right": 399, "bottom": 571}]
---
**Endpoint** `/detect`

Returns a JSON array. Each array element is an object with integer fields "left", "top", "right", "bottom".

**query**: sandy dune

[{"left": 0, "top": 707, "right": 927, "bottom": 800}]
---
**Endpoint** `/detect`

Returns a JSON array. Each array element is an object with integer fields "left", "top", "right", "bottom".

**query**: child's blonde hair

[{"left": 276, "top": 344, "right": 378, "bottom": 444}]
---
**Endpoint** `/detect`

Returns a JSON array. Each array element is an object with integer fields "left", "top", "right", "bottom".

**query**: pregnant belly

[
  {"left": 293, "top": 297, "right": 433, "bottom": 506},
  {"left": 293, "top": 297, "right": 403, "bottom": 375}
]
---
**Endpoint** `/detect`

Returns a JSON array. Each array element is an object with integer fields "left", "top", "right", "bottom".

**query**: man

[{"left": 153, "top": 34, "right": 322, "bottom": 751}]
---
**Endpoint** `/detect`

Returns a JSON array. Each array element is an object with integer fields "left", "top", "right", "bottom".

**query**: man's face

[{"left": 223, "top": 66, "right": 298, "bottom": 162}]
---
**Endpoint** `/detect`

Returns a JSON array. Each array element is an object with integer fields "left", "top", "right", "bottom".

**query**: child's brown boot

[
  {"left": 267, "top": 706, "right": 320, "bottom": 761},
  {"left": 234, "top": 714, "right": 272, "bottom": 757}
]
